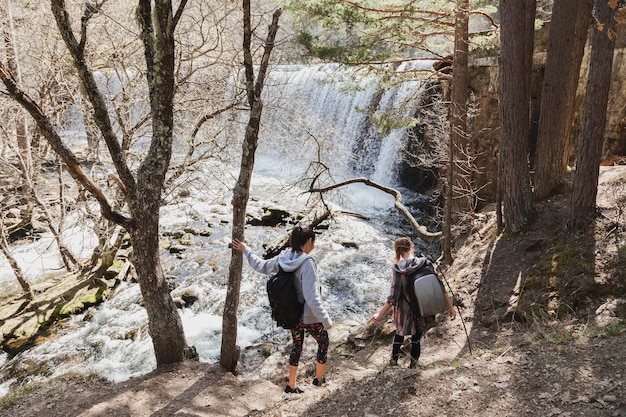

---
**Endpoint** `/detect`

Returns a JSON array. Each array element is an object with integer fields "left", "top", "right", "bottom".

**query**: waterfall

[{"left": 253, "top": 62, "right": 437, "bottom": 187}]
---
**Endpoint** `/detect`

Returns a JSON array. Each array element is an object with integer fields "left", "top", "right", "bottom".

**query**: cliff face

[{"left": 464, "top": 22, "right": 626, "bottom": 207}]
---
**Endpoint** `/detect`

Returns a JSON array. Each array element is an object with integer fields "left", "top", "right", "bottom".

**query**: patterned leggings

[{"left": 289, "top": 322, "right": 329, "bottom": 366}]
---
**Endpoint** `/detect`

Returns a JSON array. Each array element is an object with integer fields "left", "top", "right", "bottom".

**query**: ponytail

[
  {"left": 289, "top": 226, "right": 316, "bottom": 253},
  {"left": 393, "top": 237, "right": 413, "bottom": 263}
]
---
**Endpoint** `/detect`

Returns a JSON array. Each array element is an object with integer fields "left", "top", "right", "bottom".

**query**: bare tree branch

[
  {"left": 253, "top": 8, "right": 282, "bottom": 101},
  {"left": 0, "top": 62, "right": 132, "bottom": 227},
  {"left": 242, "top": 0, "right": 254, "bottom": 106},
  {"left": 190, "top": 101, "right": 241, "bottom": 140},
  {"left": 309, "top": 177, "right": 442, "bottom": 243},
  {"left": 51, "top": 0, "right": 136, "bottom": 197},
  {"left": 173, "top": 0, "right": 188, "bottom": 28}
]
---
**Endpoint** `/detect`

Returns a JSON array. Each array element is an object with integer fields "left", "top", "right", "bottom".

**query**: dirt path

[{"left": 2, "top": 318, "right": 624, "bottom": 417}]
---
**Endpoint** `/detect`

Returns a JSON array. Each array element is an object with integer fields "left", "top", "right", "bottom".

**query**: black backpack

[{"left": 266, "top": 266, "right": 303, "bottom": 329}]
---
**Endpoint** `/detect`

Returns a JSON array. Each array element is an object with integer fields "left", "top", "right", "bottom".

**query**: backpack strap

[{"left": 401, "top": 272, "right": 421, "bottom": 317}]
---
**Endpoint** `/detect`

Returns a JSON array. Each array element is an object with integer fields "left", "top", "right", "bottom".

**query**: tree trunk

[
  {"left": 130, "top": 0, "right": 193, "bottom": 365},
  {"left": 568, "top": 0, "right": 618, "bottom": 232},
  {"left": 220, "top": 5, "right": 282, "bottom": 373},
  {"left": 130, "top": 201, "right": 190, "bottom": 364},
  {"left": 533, "top": 0, "right": 592, "bottom": 200},
  {"left": 0, "top": 220, "right": 33, "bottom": 299},
  {"left": 443, "top": 0, "right": 470, "bottom": 265},
  {"left": 498, "top": 0, "right": 535, "bottom": 232}
]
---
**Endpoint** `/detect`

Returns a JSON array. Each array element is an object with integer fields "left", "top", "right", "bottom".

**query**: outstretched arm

[
  {"left": 233, "top": 239, "right": 279, "bottom": 275},
  {"left": 370, "top": 302, "right": 392, "bottom": 323}
]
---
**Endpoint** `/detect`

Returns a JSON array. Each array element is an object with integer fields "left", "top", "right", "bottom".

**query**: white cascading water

[
  {"left": 0, "top": 62, "right": 437, "bottom": 395},
  {"left": 256, "top": 62, "right": 433, "bottom": 184}
]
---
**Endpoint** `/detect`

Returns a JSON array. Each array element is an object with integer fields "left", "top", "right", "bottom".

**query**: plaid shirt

[{"left": 386, "top": 259, "right": 423, "bottom": 336}]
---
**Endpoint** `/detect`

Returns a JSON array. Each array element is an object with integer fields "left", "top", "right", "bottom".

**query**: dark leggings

[
  {"left": 289, "top": 322, "right": 329, "bottom": 366},
  {"left": 392, "top": 331, "right": 422, "bottom": 362}
]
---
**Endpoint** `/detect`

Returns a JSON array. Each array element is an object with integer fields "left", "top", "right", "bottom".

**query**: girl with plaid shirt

[{"left": 371, "top": 237, "right": 455, "bottom": 368}]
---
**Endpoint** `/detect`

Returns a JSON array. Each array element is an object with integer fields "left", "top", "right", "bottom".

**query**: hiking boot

[
  {"left": 312, "top": 377, "right": 326, "bottom": 387},
  {"left": 284, "top": 385, "right": 304, "bottom": 394},
  {"left": 389, "top": 358, "right": 399, "bottom": 366},
  {"left": 409, "top": 359, "right": 419, "bottom": 369}
]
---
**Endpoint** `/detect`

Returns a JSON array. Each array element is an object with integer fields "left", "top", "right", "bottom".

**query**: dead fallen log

[{"left": 262, "top": 207, "right": 331, "bottom": 258}]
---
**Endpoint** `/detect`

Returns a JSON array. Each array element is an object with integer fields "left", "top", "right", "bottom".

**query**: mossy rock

[{"left": 0, "top": 273, "right": 119, "bottom": 357}]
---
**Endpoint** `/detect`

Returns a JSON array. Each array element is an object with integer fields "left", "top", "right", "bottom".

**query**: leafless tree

[
  {"left": 0, "top": 1, "right": 81, "bottom": 293},
  {"left": 221, "top": 2, "right": 282, "bottom": 373},
  {"left": 0, "top": 0, "right": 198, "bottom": 366}
]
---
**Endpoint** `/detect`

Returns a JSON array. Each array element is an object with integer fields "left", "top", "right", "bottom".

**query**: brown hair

[
  {"left": 393, "top": 237, "right": 413, "bottom": 263},
  {"left": 289, "top": 226, "right": 316, "bottom": 253}
]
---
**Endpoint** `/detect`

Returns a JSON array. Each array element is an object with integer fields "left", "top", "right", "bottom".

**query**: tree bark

[
  {"left": 444, "top": 0, "right": 470, "bottom": 265},
  {"left": 498, "top": 0, "right": 535, "bottom": 232},
  {"left": 220, "top": 5, "right": 282, "bottom": 373},
  {"left": 568, "top": 0, "right": 618, "bottom": 232},
  {"left": 533, "top": 0, "right": 592, "bottom": 200}
]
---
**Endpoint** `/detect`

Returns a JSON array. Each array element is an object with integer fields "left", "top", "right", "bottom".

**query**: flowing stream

[{"left": 0, "top": 62, "right": 438, "bottom": 395}]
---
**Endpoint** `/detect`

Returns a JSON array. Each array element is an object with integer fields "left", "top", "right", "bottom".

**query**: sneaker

[
  {"left": 389, "top": 358, "right": 399, "bottom": 366},
  {"left": 409, "top": 360, "right": 419, "bottom": 369},
  {"left": 284, "top": 385, "right": 304, "bottom": 394},
  {"left": 312, "top": 377, "right": 326, "bottom": 387}
]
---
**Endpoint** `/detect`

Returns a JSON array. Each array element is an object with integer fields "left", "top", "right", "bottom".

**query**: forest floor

[{"left": 1, "top": 166, "right": 626, "bottom": 417}]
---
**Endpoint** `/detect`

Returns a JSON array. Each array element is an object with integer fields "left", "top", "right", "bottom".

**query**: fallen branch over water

[
  {"left": 308, "top": 177, "right": 442, "bottom": 243},
  {"left": 262, "top": 207, "right": 331, "bottom": 258}
]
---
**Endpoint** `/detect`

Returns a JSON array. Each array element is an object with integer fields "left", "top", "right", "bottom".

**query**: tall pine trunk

[
  {"left": 568, "top": 0, "right": 618, "bottom": 231},
  {"left": 533, "top": 0, "right": 592, "bottom": 200},
  {"left": 443, "top": 0, "right": 470, "bottom": 265},
  {"left": 498, "top": 0, "right": 535, "bottom": 232}
]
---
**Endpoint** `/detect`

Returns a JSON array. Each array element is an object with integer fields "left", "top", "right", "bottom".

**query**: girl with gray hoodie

[{"left": 233, "top": 226, "right": 332, "bottom": 394}]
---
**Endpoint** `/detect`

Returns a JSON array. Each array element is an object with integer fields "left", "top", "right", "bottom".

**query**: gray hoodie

[
  {"left": 393, "top": 257, "right": 428, "bottom": 276},
  {"left": 242, "top": 247, "right": 333, "bottom": 328}
]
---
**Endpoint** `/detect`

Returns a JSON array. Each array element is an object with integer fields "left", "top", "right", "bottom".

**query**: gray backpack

[{"left": 403, "top": 258, "right": 448, "bottom": 317}]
